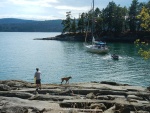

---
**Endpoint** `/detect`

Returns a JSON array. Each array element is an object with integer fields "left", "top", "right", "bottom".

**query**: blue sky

[{"left": 0, "top": 0, "right": 148, "bottom": 20}]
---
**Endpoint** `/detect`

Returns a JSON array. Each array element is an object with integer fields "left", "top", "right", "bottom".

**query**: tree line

[
  {"left": 0, "top": 19, "right": 63, "bottom": 32},
  {"left": 61, "top": 0, "right": 150, "bottom": 35}
]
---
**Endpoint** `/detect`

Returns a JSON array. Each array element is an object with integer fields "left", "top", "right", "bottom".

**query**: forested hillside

[{"left": 0, "top": 18, "right": 63, "bottom": 32}]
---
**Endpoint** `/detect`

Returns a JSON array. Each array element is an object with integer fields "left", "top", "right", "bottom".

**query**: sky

[{"left": 0, "top": 0, "right": 148, "bottom": 20}]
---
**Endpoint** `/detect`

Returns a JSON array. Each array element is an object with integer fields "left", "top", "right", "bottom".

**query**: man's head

[{"left": 36, "top": 68, "right": 39, "bottom": 71}]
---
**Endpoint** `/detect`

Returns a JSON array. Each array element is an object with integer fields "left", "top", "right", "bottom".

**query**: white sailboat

[{"left": 84, "top": 0, "right": 109, "bottom": 54}]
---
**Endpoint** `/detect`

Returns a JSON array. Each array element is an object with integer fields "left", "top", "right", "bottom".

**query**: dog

[{"left": 61, "top": 76, "right": 72, "bottom": 84}]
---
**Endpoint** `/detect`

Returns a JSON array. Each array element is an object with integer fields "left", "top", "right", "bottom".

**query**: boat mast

[{"left": 92, "top": 0, "right": 94, "bottom": 44}]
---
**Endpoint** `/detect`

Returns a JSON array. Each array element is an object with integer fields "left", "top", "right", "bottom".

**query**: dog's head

[{"left": 68, "top": 76, "right": 72, "bottom": 79}]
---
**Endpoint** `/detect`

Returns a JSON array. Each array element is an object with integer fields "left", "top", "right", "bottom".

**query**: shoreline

[
  {"left": 34, "top": 31, "right": 150, "bottom": 43},
  {"left": 0, "top": 80, "right": 150, "bottom": 113}
]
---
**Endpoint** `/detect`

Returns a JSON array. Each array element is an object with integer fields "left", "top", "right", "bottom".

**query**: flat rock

[{"left": 0, "top": 80, "right": 149, "bottom": 112}]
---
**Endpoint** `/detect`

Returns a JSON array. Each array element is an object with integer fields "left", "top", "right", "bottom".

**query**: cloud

[
  {"left": 55, "top": 5, "right": 90, "bottom": 11},
  {"left": 0, "top": 0, "right": 148, "bottom": 20},
  {"left": 0, "top": 14, "right": 58, "bottom": 20},
  {"left": 8, "top": 0, "right": 59, "bottom": 7}
]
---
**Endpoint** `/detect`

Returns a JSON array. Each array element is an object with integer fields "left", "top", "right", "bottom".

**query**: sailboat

[{"left": 84, "top": 0, "right": 109, "bottom": 54}]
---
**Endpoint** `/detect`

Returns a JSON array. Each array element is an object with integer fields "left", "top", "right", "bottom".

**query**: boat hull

[{"left": 85, "top": 45, "right": 109, "bottom": 54}]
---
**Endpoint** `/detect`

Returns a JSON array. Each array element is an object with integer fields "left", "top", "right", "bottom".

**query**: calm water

[{"left": 0, "top": 32, "right": 150, "bottom": 87}]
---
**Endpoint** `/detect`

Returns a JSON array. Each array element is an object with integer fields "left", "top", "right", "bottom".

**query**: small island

[{"left": 0, "top": 80, "right": 150, "bottom": 113}]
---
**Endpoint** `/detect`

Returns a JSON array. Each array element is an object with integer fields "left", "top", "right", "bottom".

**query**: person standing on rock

[{"left": 34, "top": 68, "right": 41, "bottom": 90}]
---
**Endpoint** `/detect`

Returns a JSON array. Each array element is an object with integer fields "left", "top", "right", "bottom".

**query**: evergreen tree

[
  {"left": 129, "top": 0, "right": 139, "bottom": 32},
  {"left": 114, "top": 6, "right": 128, "bottom": 32},
  {"left": 71, "top": 18, "right": 77, "bottom": 33},
  {"left": 102, "top": 1, "right": 117, "bottom": 31},
  {"left": 146, "top": 0, "right": 150, "bottom": 8},
  {"left": 61, "top": 11, "right": 72, "bottom": 33},
  {"left": 77, "top": 13, "right": 86, "bottom": 33},
  {"left": 94, "top": 8, "right": 103, "bottom": 35}
]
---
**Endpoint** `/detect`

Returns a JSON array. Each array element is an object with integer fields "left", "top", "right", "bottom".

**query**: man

[{"left": 34, "top": 68, "right": 41, "bottom": 90}]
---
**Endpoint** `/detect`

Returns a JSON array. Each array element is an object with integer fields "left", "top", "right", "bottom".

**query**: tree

[
  {"left": 71, "top": 18, "right": 77, "bottom": 33},
  {"left": 77, "top": 13, "right": 86, "bottom": 33},
  {"left": 129, "top": 0, "right": 139, "bottom": 32},
  {"left": 101, "top": 2, "right": 128, "bottom": 33},
  {"left": 61, "top": 11, "right": 72, "bottom": 33},
  {"left": 135, "top": 3, "right": 150, "bottom": 59},
  {"left": 94, "top": 8, "right": 103, "bottom": 35},
  {"left": 134, "top": 39, "right": 150, "bottom": 59},
  {"left": 137, "top": 7, "right": 150, "bottom": 31},
  {"left": 103, "top": 1, "right": 117, "bottom": 31},
  {"left": 146, "top": 0, "right": 150, "bottom": 8},
  {"left": 113, "top": 6, "right": 128, "bottom": 33}
]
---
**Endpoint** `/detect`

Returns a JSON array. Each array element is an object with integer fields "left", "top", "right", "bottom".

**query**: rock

[
  {"left": 97, "top": 95, "right": 109, "bottom": 100},
  {"left": 74, "top": 95, "right": 82, "bottom": 99},
  {"left": 115, "top": 104, "right": 131, "bottom": 113},
  {"left": 104, "top": 105, "right": 115, "bottom": 113},
  {"left": 0, "top": 80, "right": 150, "bottom": 112},
  {"left": 1, "top": 106, "right": 28, "bottom": 113},
  {"left": 115, "top": 104, "right": 124, "bottom": 112},
  {"left": 121, "top": 107, "right": 130, "bottom": 113},
  {"left": 28, "top": 94, "right": 73, "bottom": 101},
  {"left": 90, "top": 103, "right": 107, "bottom": 110},
  {"left": 137, "top": 111, "right": 149, "bottom": 113},
  {"left": 100, "top": 81, "right": 120, "bottom": 86},
  {"left": 0, "top": 84, "right": 11, "bottom": 91},
  {"left": 147, "top": 86, "right": 150, "bottom": 91},
  {"left": 31, "top": 107, "right": 46, "bottom": 113},
  {"left": 0, "top": 80, "right": 34, "bottom": 88},
  {"left": 0, "top": 91, "right": 34, "bottom": 99},
  {"left": 86, "top": 92, "right": 96, "bottom": 99},
  {"left": 127, "top": 95, "right": 143, "bottom": 100}
]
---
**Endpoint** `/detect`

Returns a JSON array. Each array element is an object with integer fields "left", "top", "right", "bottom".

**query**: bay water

[{"left": 0, "top": 32, "right": 149, "bottom": 87}]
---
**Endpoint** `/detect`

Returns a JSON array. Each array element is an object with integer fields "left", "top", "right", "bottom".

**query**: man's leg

[
  {"left": 39, "top": 84, "right": 41, "bottom": 89},
  {"left": 36, "top": 84, "right": 38, "bottom": 91}
]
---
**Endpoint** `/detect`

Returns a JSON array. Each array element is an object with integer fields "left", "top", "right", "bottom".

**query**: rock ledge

[{"left": 0, "top": 80, "right": 150, "bottom": 113}]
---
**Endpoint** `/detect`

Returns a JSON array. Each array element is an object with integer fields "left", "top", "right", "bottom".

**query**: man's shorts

[{"left": 36, "top": 79, "right": 41, "bottom": 84}]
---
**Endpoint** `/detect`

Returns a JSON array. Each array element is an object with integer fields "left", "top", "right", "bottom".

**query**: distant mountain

[
  {"left": 0, "top": 18, "right": 35, "bottom": 24},
  {"left": 0, "top": 18, "right": 63, "bottom": 32}
]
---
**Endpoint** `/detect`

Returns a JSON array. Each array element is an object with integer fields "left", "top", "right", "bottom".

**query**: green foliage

[
  {"left": 134, "top": 39, "right": 150, "bottom": 59},
  {"left": 62, "top": 12, "right": 78, "bottom": 33},
  {"left": 94, "top": 8, "right": 103, "bottom": 34},
  {"left": 78, "top": 13, "right": 86, "bottom": 33},
  {"left": 137, "top": 7, "right": 150, "bottom": 31},
  {"left": 129, "top": 0, "right": 139, "bottom": 32},
  {"left": 62, "top": 0, "right": 150, "bottom": 35},
  {"left": 101, "top": 2, "right": 128, "bottom": 33},
  {"left": 71, "top": 18, "right": 77, "bottom": 33},
  {"left": 62, "top": 11, "right": 72, "bottom": 33}
]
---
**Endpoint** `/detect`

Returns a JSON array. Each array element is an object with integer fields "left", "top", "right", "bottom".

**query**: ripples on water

[{"left": 0, "top": 32, "right": 150, "bottom": 87}]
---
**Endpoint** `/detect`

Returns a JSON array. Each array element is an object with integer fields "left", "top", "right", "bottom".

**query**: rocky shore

[
  {"left": 34, "top": 31, "right": 150, "bottom": 43},
  {"left": 34, "top": 33, "right": 86, "bottom": 42},
  {"left": 0, "top": 80, "right": 150, "bottom": 113}
]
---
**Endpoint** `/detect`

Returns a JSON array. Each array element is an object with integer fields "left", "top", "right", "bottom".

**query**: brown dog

[{"left": 61, "top": 76, "right": 72, "bottom": 84}]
